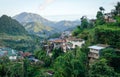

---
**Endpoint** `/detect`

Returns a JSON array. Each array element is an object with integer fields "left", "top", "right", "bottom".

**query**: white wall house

[
  {"left": 48, "top": 37, "right": 85, "bottom": 53},
  {"left": 104, "top": 13, "right": 116, "bottom": 23},
  {"left": 9, "top": 56, "right": 17, "bottom": 60},
  {"left": 70, "top": 40, "right": 85, "bottom": 48},
  {"left": 62, "top": 43, "right": 67, "bottom": 52},
  {"left": 66, "top": 37, "right": 85, "bottom": 49},
  {"left": 88, "top": 44, "right": 109, "bottom": 63},
  {"left": 8, "top": 49, "right": 17, "bottom": 60}
]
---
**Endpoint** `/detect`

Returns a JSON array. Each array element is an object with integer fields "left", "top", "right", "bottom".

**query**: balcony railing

[{"left": 88, "top": 53, "right": 99, "bottom": 59}]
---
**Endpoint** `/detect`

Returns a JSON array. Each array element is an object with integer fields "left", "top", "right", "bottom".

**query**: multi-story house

[
  {"left": 66, "top": 37, "right": 85, "bottom": 49},
  {"left": 88, "top": 44, "right": 109, "bottom": 63}
]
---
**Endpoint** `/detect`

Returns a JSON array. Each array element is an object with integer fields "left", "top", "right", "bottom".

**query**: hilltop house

[
  {"left": 88, "top": 44, "right": 109, "bottom": 63},
  {"left": 104, "top": 13, "right": 116, "bottom": 23}
]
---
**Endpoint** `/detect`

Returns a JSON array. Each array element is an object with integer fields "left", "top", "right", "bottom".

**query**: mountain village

[{"left": 0, "top": 1, "right": 120, "bottom": 77}]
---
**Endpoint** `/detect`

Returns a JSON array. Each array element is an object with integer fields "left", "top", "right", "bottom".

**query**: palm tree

[
  {"left": 115, "top": 2, "right": 120, "bottom": 15},
  {"left": 99, "top": 7, "right": 105, "bottom": 13}
]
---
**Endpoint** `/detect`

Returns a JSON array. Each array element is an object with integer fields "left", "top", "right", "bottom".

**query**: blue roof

[
  {"left": 0, "top": 51, "right": 4, "bottom": 56},
  {"left": 0, "top": 47, "right": 17, "bottom": 56}
]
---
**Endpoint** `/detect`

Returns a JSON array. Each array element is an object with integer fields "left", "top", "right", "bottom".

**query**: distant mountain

[
  {"left": 55, "top": 20, "right": 81, "bottom": 31},
  {"left": 13, "top": 12, "right": 81, "bottom": 35},
  {"left": 0, "top": 15, "right": 27, "bottom": 35},
  {"left": 13, "top": 12, "right": 55, "bottom": 27}
]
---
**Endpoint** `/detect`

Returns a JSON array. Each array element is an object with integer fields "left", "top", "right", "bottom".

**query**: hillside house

[
  {"left": 47, "top": 38, "right": 65, "bottom": 55},
  {"left": 88, "top": 44, "right": 109, "bottom": 63},
  {"left": 66, "top": 37, "right": 85, "bottom": 49},
  {"left": 49, "top": 38, "right": 64, "bottom": 49},
  {"left": 0, "top": 47, "right": 17, "bottom": 60},
  {"left": 46, "top": 70, "right": 54, "bottom": 76},
  {"left": 61, "top": 31, "right": 72, "bottom": 38},
  {"left": 62, "top": 41, "right": 68, "bottom": 52},
  {"left": 8, "top": 49, "right": 17, "bottom": 60},
  {"left": 49, "top": 38, "right": 70, "bottom": 52},
  {"left": 48, "top": 37, "right": 85, "bottom": 53},
  {"left": 104, "top": 13, "right": 116, "bottom": 23}
]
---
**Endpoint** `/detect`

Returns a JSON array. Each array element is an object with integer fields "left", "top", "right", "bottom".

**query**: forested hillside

[
  {"left": 0, "top": 15, "right": 27, "bottom": 35},
  {"left": 0, "top": 15, "right": 41, "bottom": 52},
  {"left": 72, "top": 2, "right": 120, "bottom": 76}
]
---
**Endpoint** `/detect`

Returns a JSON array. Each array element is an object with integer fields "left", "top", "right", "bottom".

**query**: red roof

[
  {"left": 22, "top": 52, "right": 32, "bottom": 57},
  {"left": 50, "top": 39, "right": 66, "bottom": 43}
]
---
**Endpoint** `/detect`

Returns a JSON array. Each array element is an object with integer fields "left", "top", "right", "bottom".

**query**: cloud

[{"left": 40, "top": 0, "right": 56, "bottom": 11}]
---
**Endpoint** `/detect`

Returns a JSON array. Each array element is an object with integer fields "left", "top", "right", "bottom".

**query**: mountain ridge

[
  {"left": 13, "top": 12, "right": 55, "bottom": 27},
  {"left": 13, "top": 12, "right": 81, "bottom": 36}
]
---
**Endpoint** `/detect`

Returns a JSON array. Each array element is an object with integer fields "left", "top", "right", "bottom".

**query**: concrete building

[
  {"left": 88, "top": 44, "right": 109, "bottom": 63},
  {"left": 66, "top": 37, "right": 85, "bottom": 49}
]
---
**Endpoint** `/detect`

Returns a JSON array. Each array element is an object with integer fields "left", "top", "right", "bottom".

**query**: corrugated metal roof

[
  {"left": 88, "top": 46, "right": 105, "bottom": 50},
  {"left": 88, "top": 44, "right": 109, "bottom": 50}
]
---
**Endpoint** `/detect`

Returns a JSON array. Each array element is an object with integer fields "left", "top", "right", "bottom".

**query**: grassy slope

[
  {"left": 25, "top": 22, "right": 53, "bottom": 33},
  {"left": 0, "top": 33, "right": 31, "bottom": 40},
  {"left": 0, "top": 33, "right": 42, "bottom": 52}
]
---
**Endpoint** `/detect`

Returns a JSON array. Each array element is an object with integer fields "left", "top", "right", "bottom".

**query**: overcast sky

[{"left": 0, "top": 0, "right": 119, "bottom": 21}]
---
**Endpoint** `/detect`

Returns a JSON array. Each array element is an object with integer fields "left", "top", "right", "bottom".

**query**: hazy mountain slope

[
  {"left": 13, "top": 12, "right": 55, "bottom": 27},
  {"left": 24, "top": 22, "right": 57, "bottom": 36},
  {"left": 55, "top": 20, "right": 81, "bottom": 31}
]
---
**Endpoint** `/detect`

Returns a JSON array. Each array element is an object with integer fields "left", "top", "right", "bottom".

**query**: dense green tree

[
  {"left": 115, "top": 2, "right": 120, "bottom": 15},
  {"left": 0, "top": 15, "right": 27, "bottom": 35},
  {"left": 96, "top": 11, "right": 105, "bottom": 25},
  {"left": 53, "top": 47, "right": 87, "bottom": 77},
  {"left": 72, "top": 16, "right": 95, "bottom": 36},
  {"left": 52, "top": 48, "right": 64, "bottom": 60},
  {"left": 96, "top": 6, "right": 106, "bottom": 25},
  {"left": 94, "top": 28, "right": 120, "bottom": 48},
  {"left": 96, "top": 11, "right": 103, "bottom": 19},
  {"left": 0, "top": 57, "right": 25, "bottom": 77},
  {"left": 72, "top": 26, "right": 83, "bottom": 36},
  {"left": 88, "top": 21, "right": 94, "bottom": 28},
  {"left": 101, "top": 48, "right": 116, "bottom": 59},
  {"left": 101, "top": 48, "right": 120, "bottom": 73},
  {"left": 89, "top": 59, "right": 118, "bottom": 77},
  {"left": 34, "top": 49, "right": 51, "bottom": 67},
  {"left": 81, "top": 16, "right": 89, "bottom": 29},
  {"left": 110, "top": 2, "right": 120, "bottom": 16},
  {"left": 99, "top": 7, "right": 105, "bottom": 13}
]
